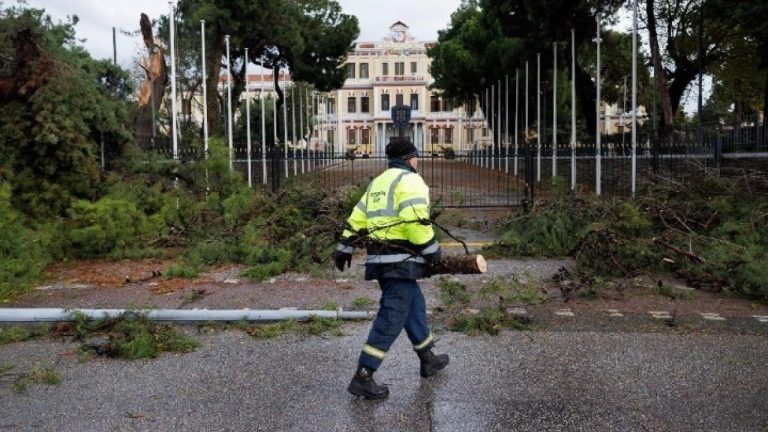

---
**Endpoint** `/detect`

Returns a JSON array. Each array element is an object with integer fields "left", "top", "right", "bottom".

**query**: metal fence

[{"left": 136, "top": 117, "right": 766, "bottom": 208}]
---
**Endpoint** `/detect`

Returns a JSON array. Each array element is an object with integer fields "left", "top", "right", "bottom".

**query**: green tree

[
  {"left": 0, "top": 6, "right": 133, "bottom": 216},
  {"left": 428, "top": 0, "right": 630, "bottom": 136},
  {"left": 173, "top": 0, "right": 358, "bottom": 137},
  {"left": 645, "top": 0, "right": 737, "bottom": 134},
  {"left": 712, "top": 0, "right": 768, "bottom": 144}
]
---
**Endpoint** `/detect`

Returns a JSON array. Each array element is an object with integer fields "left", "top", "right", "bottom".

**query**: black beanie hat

[{"left": 385, "top": 137, "right": 418, "bottom": 160}]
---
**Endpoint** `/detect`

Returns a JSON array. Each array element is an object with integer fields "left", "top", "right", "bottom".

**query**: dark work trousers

[{"left": 358, "top": 277, "right": 431, "bottom": 371}]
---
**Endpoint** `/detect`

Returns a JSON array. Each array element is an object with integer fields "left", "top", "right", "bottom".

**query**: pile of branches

[{"left": 491, "top": 171, "right": 768, "bottom": 301}]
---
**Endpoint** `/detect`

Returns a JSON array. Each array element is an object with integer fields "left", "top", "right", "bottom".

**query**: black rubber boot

[
  {"left": 417, "top": 349, "right": 449, "bottom": 378},
  {"left": 347, "top": 366, "right": 389, "bottom": 400}
]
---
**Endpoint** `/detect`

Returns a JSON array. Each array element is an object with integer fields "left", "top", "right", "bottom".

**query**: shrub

[
  {"left": 0, "top": 184, "right": 52, "bottom": 300},
  {"left": 65, "top": 197, "right": 163, "bottom": 258}
]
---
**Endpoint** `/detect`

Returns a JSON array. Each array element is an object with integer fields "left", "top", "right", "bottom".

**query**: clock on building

[{"left": 392, "top": 30, "right": 406, "bottom": 42}]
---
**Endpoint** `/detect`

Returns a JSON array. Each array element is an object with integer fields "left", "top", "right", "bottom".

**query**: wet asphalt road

[{"left": 1, "top": 323, "right": 767, "bottom": 432}]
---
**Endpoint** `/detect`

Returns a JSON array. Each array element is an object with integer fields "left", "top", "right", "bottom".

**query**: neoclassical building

[
  {"left": 316, "top": 21, "right": 488, "bottom": 156},
  {"left": 214, "top": 22, "right": 489, "bottom": 155}
]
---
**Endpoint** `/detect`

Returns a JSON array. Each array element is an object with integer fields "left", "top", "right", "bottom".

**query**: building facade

[{"left": 318, "top": 21, "right": 488, "bottom": 156}]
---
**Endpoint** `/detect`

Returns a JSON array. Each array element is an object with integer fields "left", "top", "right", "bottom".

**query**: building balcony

[
  {"left": 336, "top": 112, "right": 375, "bottom": 122},
  {"left": 343, "top": 78, "right": 374, "bottom": 87},
  {"left": 374, "top": 75, "right": 426, "bottom": 84},
  {"left": 425, "top": 111, "right": 457, "bottom": 120}
]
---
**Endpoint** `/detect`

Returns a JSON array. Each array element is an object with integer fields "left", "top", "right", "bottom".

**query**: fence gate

[{"left": 286, "top": 151, "right": 527, "bottom": 208}]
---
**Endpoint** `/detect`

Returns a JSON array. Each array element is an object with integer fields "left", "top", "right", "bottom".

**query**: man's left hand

[{"left": 333, "top": 251, "right": 352, "bottom": 272}]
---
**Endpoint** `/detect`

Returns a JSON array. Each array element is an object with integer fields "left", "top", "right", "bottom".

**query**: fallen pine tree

[{"left": 485, "top": 172, "right": 768, "bottom": 301}]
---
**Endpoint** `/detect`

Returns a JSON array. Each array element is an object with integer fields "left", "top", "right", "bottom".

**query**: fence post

[
  {"left": 525, "top": 139, "right": 535, "bottom": 209},
  {"left": 714, "top": 135, "right": 722, "bottom": 177},
  {"left": 652, "top": 132, "right": 660, "bottom": 175},
  {"left": 271, "top": 146, "right": 281, "bottom": 193}
]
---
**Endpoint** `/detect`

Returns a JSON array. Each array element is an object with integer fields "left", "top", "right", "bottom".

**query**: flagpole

[
  {"left": 514, "top": 68, "right": 519, "bottom": 176},
  {"left": 225, "top": 35, "right": 233, "bottom": 170},
  {"left": 505, "top": 74, "right": 509, "bottom": 174},
  {"left": 552, "top": 43, "right": 558, "bottom": 179},
  {"left": 631, "top": 0, "right": 638, "bottom": 197},
  {"left": 571, "top": 28, "right": 577, "bottom": 190},
  {"left": 260, "top": 64, "right": 267, "bottom": 186},
  {"left": 200, "top": 20, "right": 208, "bottom": 158},
  {"left": 596, "top": 15, "right": 602, "bottom": 196},
  {"left": 537, "top": 52, "right": 541, "bottom": 183},
  {"left": 169, "top": 2, "right": 178, "bottom": 162},
  {"left": 245, "top": 48, "right": 252, "bottom": 188},
  {"left": 300, "top": 86, "right": 305, "bottom": 174},
  {"left": 291, "top": 81, "right": 297, "bottom": 176}
]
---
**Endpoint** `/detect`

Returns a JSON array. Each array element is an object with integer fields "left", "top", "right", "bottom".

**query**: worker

[{"left": 334, "top": 137, "right": 449, "bottom": 400}]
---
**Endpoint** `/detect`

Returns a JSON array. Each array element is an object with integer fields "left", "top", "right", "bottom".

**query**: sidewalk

[{"left": 1, "top": 324, "right": 767, "bottom": 431}]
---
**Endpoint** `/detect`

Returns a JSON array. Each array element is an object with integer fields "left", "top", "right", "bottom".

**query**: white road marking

[
  {"left": 506, "top": 307, "right": 527, "bottom": 316},
  {"left": 649, "top": 311, "right": 673, "bottom": 320},
  {"left": 700, "top": 312, "right": 726, "bottom": 321},
  {"left": 554, "top": 309, "right": 575, "bottom": 317}
]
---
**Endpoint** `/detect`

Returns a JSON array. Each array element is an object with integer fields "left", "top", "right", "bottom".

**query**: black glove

[
  {"left": 424, "top": 247, "right": 442, "bottom": 267},
  {"left": 333, "top": 251, "right": 352, "bottom": 272}
]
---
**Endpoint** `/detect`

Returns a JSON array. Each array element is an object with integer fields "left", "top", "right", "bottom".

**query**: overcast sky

[
  {"left": 20, "top": 0, "right": 706, "bottom": 112},
  {"left": 23, "top": 0, "right": 462, "bottom": 67}
]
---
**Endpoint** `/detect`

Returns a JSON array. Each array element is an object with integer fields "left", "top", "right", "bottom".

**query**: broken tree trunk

[
  {"left": 135, "top": 13, "right": 167, "bottom": 144},
  {"left": 425, "top": 254, "right": 487, "bottom": 277}
]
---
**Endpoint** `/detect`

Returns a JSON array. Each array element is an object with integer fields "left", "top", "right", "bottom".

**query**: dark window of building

[
  {"left": 431, "top": 128, "right": 439, "bottom": 145},
  {"left": 395, "top": 62, "right": 405, "bottom": 76},
  {"left": 381, "top": 94, "right": 390, "bottom": 111},
  {"left": 443, "top": 100, "right": 453, "bottom": 112},
  {"left": 396, "top": 93, "right": 403, "bottom": 106},
  {"left": 410, "top": 93, "right": 419, "bottom": 110},
  {"left": 361, "top": 96, "right": 370, "bottom": 113},
  {"left": 346, "top": 63, "right": 355, "bottom": 79},
  {"left": 347, "top": 128, "right": 356, "bottom": 145},
  {"left": 430, "top": 95, "right": 440, "bottom": 112},
  {"left": 362, "top": 128, "right": 370, "bottom": 145},
  {"left": 382, "top": 63, "right": 389, "bottom": 76},
  {"left": 359, "top": 63, "right": 369, "bottom": 79},
  {"left": 347, "top": 97, "right": 356, "bottom": 113},
  {"left": 445, "top": 127, "right": 453, "bottom": 144},
  {"left": 327, "top": 98, "right": 335, "bottom": 114},
  {"left": 411, "top": 61, "right": 417, "bottom": 74}
]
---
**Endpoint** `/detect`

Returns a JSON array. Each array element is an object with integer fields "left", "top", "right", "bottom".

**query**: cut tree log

[{"left": 425, "top": 254, "right": 487, "bottom": 277}]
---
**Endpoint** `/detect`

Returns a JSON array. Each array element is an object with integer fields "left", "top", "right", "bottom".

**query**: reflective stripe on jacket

[{"left": 340, "top": 163, "right": 440, "bottom": 280}]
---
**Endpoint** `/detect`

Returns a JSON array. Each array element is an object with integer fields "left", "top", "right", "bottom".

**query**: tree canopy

[
  {"left": 173, "top": 0, "right": 359, "bottom": 134},
  {"left": 429, "top": 0, "right": 766, "bottom": 137},
  {"left": 428, "top": 0, "right": 635, "bottom": 136}
]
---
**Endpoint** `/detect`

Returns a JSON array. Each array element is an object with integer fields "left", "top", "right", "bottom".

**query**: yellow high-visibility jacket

[{"left": 337, "top": 161, "right": 441, "bottom": 280}]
